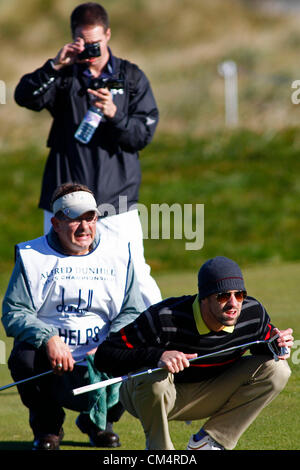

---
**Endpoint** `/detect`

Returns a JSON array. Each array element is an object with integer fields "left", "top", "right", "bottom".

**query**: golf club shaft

[
  {"left": 72, "top": 339, "right": 266, "bottom": 396},
  {"left": 0, "top": 359, "right": 85, "bottom": 392},
  {"left": 0, "top": 369, "right": 54, "bottom": 392}
]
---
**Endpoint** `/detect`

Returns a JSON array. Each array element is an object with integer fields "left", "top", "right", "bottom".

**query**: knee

[
  {"left": 151, "top": 378, "right": 170, "bottom": 398},
  {"left": 132, "top": 371, "right": 173, "bottom": 402},
  {"left": 150, "top": 373, "right": 176, "bottom": 411},
  {"left": 262, "top": 359, "right": 291, "bottom": 393},
  {"left": 274, "top": 360, "right": 291, "bottom": 390},
  {"left": 8, "top": 343, "right": 33, "bottom": 372},
  {"left": 120, "top": 372, "right": 173, "bottom": 418},
  {"left": 8, "top": 342, "right": 42, "bottom": 378}
]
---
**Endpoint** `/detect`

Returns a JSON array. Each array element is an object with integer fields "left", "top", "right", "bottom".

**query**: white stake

[{"left": 218, "top": 60, "right": 239, "bottom": 127}]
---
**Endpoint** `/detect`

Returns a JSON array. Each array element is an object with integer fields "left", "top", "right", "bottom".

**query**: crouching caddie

[{"left": 2, "top": 183, "right": 145, "bottom": 450}]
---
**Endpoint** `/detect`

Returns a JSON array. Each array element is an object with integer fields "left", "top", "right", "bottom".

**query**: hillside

[
  {"left": 0, "top": 127, "right": 299, "bottom": 288},
  {"left": 1, "top": 0, "right": 300, "bottom": 147}
]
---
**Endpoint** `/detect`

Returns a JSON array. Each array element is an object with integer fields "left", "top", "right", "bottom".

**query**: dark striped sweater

[{"left": 95, "top": 294, "right": 275, "bottom": 382}]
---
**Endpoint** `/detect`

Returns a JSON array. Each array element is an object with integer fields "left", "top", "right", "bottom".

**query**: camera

[
  {"left": 89, "top": 77, "right": 124, "bottom": 91},
  {"left": 78, "top": 42, "right": 101, "bottom": 60}
]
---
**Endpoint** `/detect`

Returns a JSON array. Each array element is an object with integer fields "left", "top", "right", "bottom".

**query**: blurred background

[
  {"left": 2, "top": 0, "right": 300, "bottom": 141},
  {"left": 0, "top": 0, "right": 300, "bottom": 279}
]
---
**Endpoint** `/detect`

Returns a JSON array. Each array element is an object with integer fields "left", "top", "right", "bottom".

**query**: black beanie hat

[{"left": 198, "top": 256, "right": 246, "bottom": 300}]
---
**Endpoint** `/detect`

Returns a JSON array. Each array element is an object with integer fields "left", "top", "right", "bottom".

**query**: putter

[
  {"left": 0, "top": 359, "right": 85, "bottom": 392},
  {"left": 267, "top": 334, "right": 289, "bottom": 361},
  {"left": 72, "top": 336, "right": 287, "bottom": 396}
]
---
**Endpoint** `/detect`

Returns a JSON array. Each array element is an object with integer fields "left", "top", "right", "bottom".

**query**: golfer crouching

[{"left": 94, "top": 256, "right": 293, "bottom": 450}]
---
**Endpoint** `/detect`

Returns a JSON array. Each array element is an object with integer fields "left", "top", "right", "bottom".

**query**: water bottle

[{"left": 75, "top": 105, "right": 103, "bottom": 144}]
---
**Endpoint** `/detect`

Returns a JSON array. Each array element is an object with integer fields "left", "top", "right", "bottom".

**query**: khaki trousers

[{"left": 120, "top": 356, "right": 291, "bottom": 450}]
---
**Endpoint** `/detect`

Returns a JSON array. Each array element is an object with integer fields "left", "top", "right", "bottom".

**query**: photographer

[{"left": 14, "top": 2, "right": 162, "bottom": 308}]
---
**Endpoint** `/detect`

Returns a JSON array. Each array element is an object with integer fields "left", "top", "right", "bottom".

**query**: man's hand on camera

[
  {"left": 52, "top": 37, "right": 85, "bottom": 70},
  {"left": 88, "top": 87, "right": 117, "bottom": 119}
]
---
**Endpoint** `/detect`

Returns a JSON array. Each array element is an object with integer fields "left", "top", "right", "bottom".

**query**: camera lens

[{"left": 78, "top": 42, "right": 101, "bottom": 60}]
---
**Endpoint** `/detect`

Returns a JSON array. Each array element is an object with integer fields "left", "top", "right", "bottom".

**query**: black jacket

[{"left": 14, "top": 53, "right": 159, "bottom": 213}]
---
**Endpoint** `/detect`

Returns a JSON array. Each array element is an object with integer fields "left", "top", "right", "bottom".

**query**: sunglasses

[
  {"left": 58, "top": 212, "right": 98, "bottom": 226},
  {"left": 215, "top": 291, "right": 247, "bottom": 303}
]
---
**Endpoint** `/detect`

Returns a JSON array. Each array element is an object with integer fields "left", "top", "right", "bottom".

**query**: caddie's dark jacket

[
  {"left": 14, "top": 52, "right": 159, "bottom": 213},
  {"left": 94, "top": 294, "right": 276, "bottom": 383}
]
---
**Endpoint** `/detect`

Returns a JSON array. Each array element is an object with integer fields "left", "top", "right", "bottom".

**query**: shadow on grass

[
  {"left": 0, "top": 440, "right": 111, "bottom": 451},
  {"left": 0, "top": 441, "right": 32, "bottom": 450}
]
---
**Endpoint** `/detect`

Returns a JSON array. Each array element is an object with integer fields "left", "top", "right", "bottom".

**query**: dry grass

[{"left": 1, "top": 0, "right": 300, "bottom": 147}]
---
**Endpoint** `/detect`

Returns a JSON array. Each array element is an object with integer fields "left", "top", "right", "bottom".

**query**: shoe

[
  {"left": 32, "top": 428, "right": 64, "bottom": 450},
  {"left": 76, "top": 414, "right": 121, "bottom": 448},
  {"left": 187, "top": 433, "right": 224, "bottom": 450}
]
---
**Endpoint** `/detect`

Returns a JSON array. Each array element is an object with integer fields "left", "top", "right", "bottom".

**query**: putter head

[{"left": 267, "top": 334, "right": 289, "bottom": 361}]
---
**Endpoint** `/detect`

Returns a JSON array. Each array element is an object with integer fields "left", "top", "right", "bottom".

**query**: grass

[
  {"left": 1, "top": 128, "right": 300, "bottom": 283},
  {"left": 0, "top": 262, "right": 299, "bottom": 451},
  {"left": 141, "top": 128, "right": 300, "bottom": 270}
]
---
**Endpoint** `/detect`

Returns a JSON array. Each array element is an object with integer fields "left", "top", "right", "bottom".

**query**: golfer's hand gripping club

[
  {"left": 72, "top": 339, "right": 275, "bottom": 396},
  {"left": 157, "top": 351, "right": 198, "bottom": 374}
]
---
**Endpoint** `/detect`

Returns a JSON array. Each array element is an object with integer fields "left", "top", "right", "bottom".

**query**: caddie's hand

[
  {"left": 52, "top": 37, "right": 85, "bottom": 70},
  {"left": 272, "top": 327, "right": 294, "bottom": 360},
  {"left": 158, "top": 350, "right": 198, "bottom": 374},
  {"left": 46, "top": 335, "right": 75, "bottom": 374},
  {"left": 87, "top": 87, "right": 117, "bottom": 119}
]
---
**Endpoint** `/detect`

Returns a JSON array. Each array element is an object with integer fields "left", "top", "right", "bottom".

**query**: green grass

[
  {"left": 0, "top": 263, "right": 299, "bottom": 450},
  {"left": 141, "top": 128, "right": 300, "bottom": 271},
  {"left": 1, "top": 128, "right": 300, "bottom": 284}
]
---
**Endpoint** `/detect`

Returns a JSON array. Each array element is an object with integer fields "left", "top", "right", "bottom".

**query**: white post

[
  {"left": 0, "top": 340, "right": 5, "bottom": 364},
  {"left": 218, "top": 61, "right": 238, "bottom": 127},
  {"left": 0, "top": 80, "right": 6, "bottom": 105}
]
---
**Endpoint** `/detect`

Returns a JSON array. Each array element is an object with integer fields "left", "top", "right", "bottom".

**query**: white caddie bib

[{"left": 18, "top": 234, "right": 130, "bottom": 360}]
